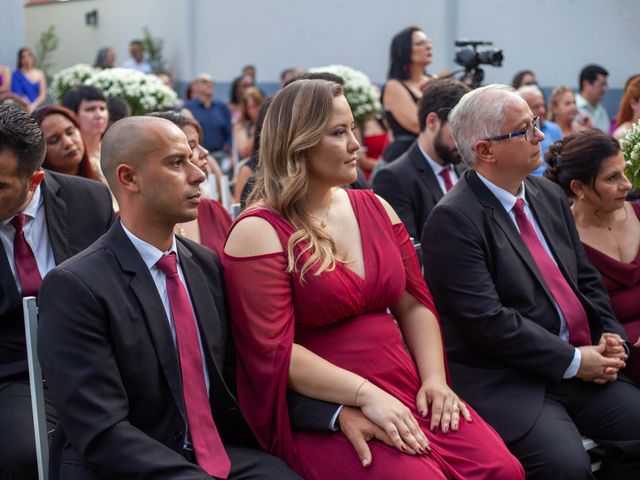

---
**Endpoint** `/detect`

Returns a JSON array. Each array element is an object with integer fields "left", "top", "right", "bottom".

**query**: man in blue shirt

[
  {"left": 518, "top": 85, "right": 562, "bottom": 175},
  {"left": 576, "top": 64, "right": 610, "bottom": 132},
  {"left": 184, "top": 73, "right": 232, "bottom": 164}
]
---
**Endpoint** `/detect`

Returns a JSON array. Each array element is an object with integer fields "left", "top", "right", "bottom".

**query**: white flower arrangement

[
  {"left": 308, "top": 64, "right": 381, "bottom": 126},
  {"left": 621, "top": 120, "right": 640, "bottom": 189},
  {"left": 49, "top": 65, "right": 177, "bottom": 116},
  {"left": 49, "top": 64, "right": 96, "bottom": 103},
  {"left": 85, "top": 68, "right": 177, "bottom": 116}
]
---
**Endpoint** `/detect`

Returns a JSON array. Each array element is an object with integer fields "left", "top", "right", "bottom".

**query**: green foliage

[
  {"left": 141, "top": 26, "right": 165, "bottom": 74},
  {"left": 34, "top": 25, "right": 59, "bottom": 81},
  {"left": 622, "top": 120, "right": 640, "bottom": 190}
]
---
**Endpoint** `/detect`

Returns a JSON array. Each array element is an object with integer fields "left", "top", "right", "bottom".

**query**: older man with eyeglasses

[{"left": 421, "top": 84, "right": 640, "bottom": 480}]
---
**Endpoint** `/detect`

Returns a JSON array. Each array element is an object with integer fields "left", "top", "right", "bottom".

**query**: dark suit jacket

[
  {"left": 0, "top": 171, "right": 114, "bottom": 381},
  {"left": 421, "top": 170, "right": 627, "bottom": 443},
  {"left": 373, "top": 142, "right": 465, "bottom": 240},
  {"left": 38, "top": 223, "right": 336, "bottom": 479}
]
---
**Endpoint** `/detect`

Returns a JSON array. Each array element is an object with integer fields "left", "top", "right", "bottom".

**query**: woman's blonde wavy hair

[{"left": 246, "top": 79, "right": 344, "bottom": 280}]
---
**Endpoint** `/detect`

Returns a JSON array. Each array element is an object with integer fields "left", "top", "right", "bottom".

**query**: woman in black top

[{"left": 382, "top": 26, "right": 434, "bottom": 162}]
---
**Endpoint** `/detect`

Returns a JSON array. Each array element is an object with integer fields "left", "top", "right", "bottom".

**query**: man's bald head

[{"left": 101, "top": 116, "right": 185, "bottom": 190}]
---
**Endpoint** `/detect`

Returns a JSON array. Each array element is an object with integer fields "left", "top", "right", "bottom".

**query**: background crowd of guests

[{"left": 1, "top": 24, "right": 640, "bottom": 480}]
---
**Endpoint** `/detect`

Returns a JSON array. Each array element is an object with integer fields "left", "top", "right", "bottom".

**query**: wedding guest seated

[
  {"left": 548, "top": 85, "right": 593, "bottom": 137},
  {"left": 148, "top": 110, "right": 232, "bottom": 258},
  {"left": 517, "top": 85, "right": 562, "bottom": 174},
  {"left": 228, "top": 74, "right": 255, "bottom": 122},
  {"left": 106, "top": 96, "right": 132, "bottom": 128},
  {"left": 0, "top": 104, "right": 113, "bottom": 480},
  {"left": 613, "top": 75, "right": 640, "bottom": 140},
  {"left": 422, "top": 84, "right": 640, "bottom": 480},
  {"left": 232, "top": 86, "right": 264, "bottom": 177},
  {"left": 223, "top": 78, "right": 524, "bottom": 479},
  {"left": 93, "top": 46, "right": 115, "bottom": 70},
  {"left": 184, "top": 73, "right": 232, "bottom": 168},
  {"left": 235, "top": 97, "right": 272, "bottom": 208},
  {"left": 576, "top": 64, "right": 610, "bottom": 132},
  {"left": 0, "top": 92, "right": 30, "bottom": 112},
  {"left": 62, "top": 85, "right": 109, "bottom": 178},
  {"left": 544, "top": 129, "right": 640, "bottom": 384},
  {"left": 0, "top": 63, "right": 11, "bottom": 93},
  {"left": 121, "top": 39, "right": 151, "bottom": 73},
  {"left": 37, "top": 115, "right": 306, "bottom": 479},
  {"left": 373, "top": 79, "right": 469, "bottom": 240},
  {"left": 511, "top": 69, "right": 537, "bottom": 89},
  {"left": 10, "top": 48, "right": 46, "bottom": 112},
  {"left": 32, "top": 105, "right": 100, "bottom": 181}
]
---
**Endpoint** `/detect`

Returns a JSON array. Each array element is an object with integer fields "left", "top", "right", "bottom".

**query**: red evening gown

[
  {"left": 582, "top": 202, "right": 640, "bottom": 384},
  {"left": 222, "top": 189, "right": 523, "bottom": 479},
  {"left": 196, "top": 199, "right": 232, "bottom": 258}
]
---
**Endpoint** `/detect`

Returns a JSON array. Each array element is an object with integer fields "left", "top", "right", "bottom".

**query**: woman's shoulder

[{"left": 224, "top": 206, "right": 285, "bottom": 257}]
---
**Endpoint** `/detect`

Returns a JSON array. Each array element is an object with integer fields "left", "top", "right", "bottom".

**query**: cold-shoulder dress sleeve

[{"left": 221, "top": 213, "right": 302, "bottom": 473}]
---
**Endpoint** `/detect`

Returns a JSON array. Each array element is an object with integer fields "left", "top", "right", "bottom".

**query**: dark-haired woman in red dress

[
  {"left": 545, "top": 129, "right": 640, "bottom": 384},
  {"left": 223, "top": 79, "right": 523, "bottom": 479}
]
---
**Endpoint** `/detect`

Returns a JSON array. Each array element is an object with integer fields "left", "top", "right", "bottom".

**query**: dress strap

[{"left": 398, "top": 81, "right": 420, "bottom": 103}]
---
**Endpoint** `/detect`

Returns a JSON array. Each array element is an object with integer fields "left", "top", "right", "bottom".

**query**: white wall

[
  {"left": 20, "top": 0, "right": 640, "bottom": 94},
  {"left": 0, "top": 0, "right": 25, "bottom": 69},
  {"left": 24, "top": 0, "right": 189, "bottom": 78},
  {"left": 455, "top": 0, "right": 640, "bottom": 89}
]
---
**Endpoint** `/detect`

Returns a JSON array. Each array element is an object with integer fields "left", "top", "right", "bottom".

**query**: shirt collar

[
  {"left": 575, "top": 93, "right": 596, "bottom": 111},
  {"left": 418, "top": 142, "right": 449, "bottom": 174},
  {"left": 120, "top": 221, "right": 178, "bottom": 271},
  {"left": 475, "top": 171, "right": 527, "bottom": 213}
]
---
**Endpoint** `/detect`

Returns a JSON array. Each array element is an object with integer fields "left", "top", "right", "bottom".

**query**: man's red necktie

[
  {"left": 156, "top": 253, "right": 231, "bottom": 478},
  {"left": 512, "top": 199, "right": 591, "bottom": 346},
  {"left": 439, "top": 166, "right": 454, "bottom": 192},
  {"left": 11, "top": 214, "right": 42, "bottom": 297}
]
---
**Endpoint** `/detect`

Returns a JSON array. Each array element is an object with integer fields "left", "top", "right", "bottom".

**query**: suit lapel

[
  {"left": 410, "top": 144, "right": 444, "bottom": 203},
  {"left": 109, "top": 224, "right": 187, "bottom": 420},
  {"left": 41, "top": 173, "right": 70, "bottom": 264},
  {"left": 176, "top": 241, "right": 226, "bottom": 381},
  {"left": 467, "top": 171, "right": 556, "bottom": 303},
  {"left": 0, "top": 241, "right": 20, "bottom": 307}
]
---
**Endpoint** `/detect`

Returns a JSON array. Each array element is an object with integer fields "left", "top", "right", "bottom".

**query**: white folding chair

[
  {"left": 582, "top": 436, "right": 603, "bottom": 472},
  {"left": 23, "top": 296, "right": 49, "bottom": 480}
]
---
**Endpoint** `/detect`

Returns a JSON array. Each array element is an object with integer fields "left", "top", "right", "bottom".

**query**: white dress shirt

[
  {"left": 121, "top": 222, "right": 211, "bottom": 392},
  {"left": 0, "top": 185, "right": 56, "bottom": 295},
  {"left": 476, "top": 173, "right": 581, "bottom": 378}
]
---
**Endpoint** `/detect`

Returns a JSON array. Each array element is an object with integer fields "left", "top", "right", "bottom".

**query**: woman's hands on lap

[
  {"left": 356, "top": 381, "right": 430, "bottom": 455},
  {"left": 416, "top": 378, "right": 472, "bottom": 433}
]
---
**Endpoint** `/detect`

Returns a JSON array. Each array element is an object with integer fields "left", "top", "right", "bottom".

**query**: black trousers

[
  {"left": 508, "top": 378, "right": 640, "bottom": 480},
  {"left": 224, "top": 445, "right": 301, "bottom": 480},
  {"left": 0, "top": 378, "right": 57, "bottom": 480}
]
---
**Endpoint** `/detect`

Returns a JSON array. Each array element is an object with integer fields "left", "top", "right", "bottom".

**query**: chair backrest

[{"left": 23, "top": 296, "right": 49, "bottom": 480}]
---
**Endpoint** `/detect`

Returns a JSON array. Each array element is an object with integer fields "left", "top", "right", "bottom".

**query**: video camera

[{"left": 454, "top": 40, "right": 504, "bottom": 88}]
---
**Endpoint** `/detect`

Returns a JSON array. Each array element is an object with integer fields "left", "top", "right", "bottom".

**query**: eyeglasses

[{"left": 483, "top": 116, "right": 540, "bottom": 143}]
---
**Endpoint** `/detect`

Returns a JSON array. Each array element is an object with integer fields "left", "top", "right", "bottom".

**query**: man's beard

[{"left": 434, "top": 128, "right": 460, "bottom": 165}]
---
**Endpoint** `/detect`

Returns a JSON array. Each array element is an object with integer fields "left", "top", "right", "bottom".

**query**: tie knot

[
  {"left": 11, "top": 214, "right": 27, "bottom": 232},
  {"left": 513, "top": 198, "right": 526, "bottom": 216},
  {"left": 439, "top": 166, "right": 452, "bottom": 175},
  {"left": 156, "top": 252, "right": 178, "bottom": 276}
]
